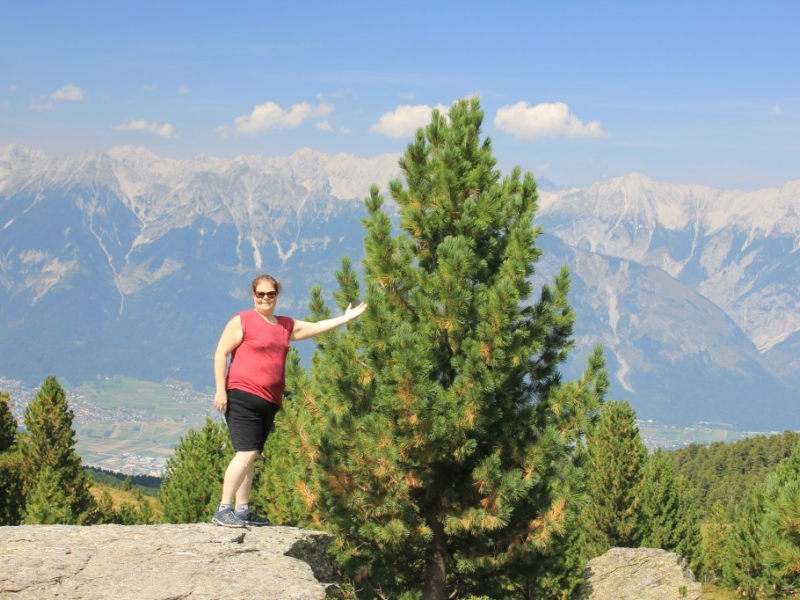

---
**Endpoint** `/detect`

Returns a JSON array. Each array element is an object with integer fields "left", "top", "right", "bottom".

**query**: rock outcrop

[
  {"left": 0, "top": 524, "right": 337, "bottom": 599},
  {"left": 577, "top": 547, "right": 701, "bottom": 600}
]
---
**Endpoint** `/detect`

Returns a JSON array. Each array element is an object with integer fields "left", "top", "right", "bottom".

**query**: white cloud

[
  {"left": 233, "top": 100, "right": 333, "bottom": 134},
  {"left": 50, "top": 84, "right": 84, "bottom": 101},
  {"left": 369, "top": 104, "right": 449, "bottom": 138},
  {"left": 178, "top": 85, "right": 190, "bottom": 95},
  {"left": 113, "top": 119, "right": 175, "bottom": 138},
  {"left": 773, "top": 104, "right": 783, "bottom": 116},
  {"left": 399, "top": 91, "right": 415, "bottom": 100},
  {"left": 339, "top": 127, "right": 352, "bottom": 135},
  {"left": 9, "top": 84, "right": 18, "bottom": 93},
  {"left": 494, "top": 101, "right": 605, "bottom": 140},
  {"left": 329, "top": 88, "right": 355, "bottom": 100},
  {"left": 30, "top": 83, "right": 85, "bottom": 110},
  {"left": 316, "top": 121, "right": 333, "bottom": 131},
  {"left": 143, "top": 84, "right": 158, "bottom": 92},
  {"left": 214, "top": 125, "right": 230, "bottom": 138}
]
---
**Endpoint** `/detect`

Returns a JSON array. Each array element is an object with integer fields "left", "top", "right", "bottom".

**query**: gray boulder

[
  {"left": 0, "top": 523, "right": 337, "bottom": 599},
  {"left": 578, "top": 547, "right": 701, "bottom": 600}
]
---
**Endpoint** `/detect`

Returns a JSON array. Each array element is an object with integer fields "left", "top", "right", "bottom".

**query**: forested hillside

[
  {"left": 669, "top": 431, "right": 800, "bottom": 518},
  {"left": 84, "top": 467, "right": 162, "bottom": 498}
]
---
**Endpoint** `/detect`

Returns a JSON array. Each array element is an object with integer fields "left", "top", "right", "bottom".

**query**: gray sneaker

[
  {"left": 236, "top": 509, "right": 271, "bottom": 527},
  {"left": 212, "top": 507, "right": 246, "bottom": 528}
]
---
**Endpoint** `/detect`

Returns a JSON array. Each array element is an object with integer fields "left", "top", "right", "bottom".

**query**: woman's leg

[{"left": 220, "top": 450, "right": 259, "bottom": 505}]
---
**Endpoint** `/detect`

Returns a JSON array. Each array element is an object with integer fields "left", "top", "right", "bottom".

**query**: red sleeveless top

[{"left": 225, "top": 310, "right": 294, "bottom": 407}]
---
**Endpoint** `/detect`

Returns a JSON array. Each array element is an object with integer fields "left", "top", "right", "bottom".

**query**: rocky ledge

[
  {"left": 578, "top": 547, "right": 702, "bottom": 600},
  {"left": 0, "top": 524, "right": 337, "bottom": 600}
]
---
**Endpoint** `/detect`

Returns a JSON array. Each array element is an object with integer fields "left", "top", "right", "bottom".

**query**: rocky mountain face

[
  {"left": 1, "top": 145, "right": 797, "bottom": 430},
  {"left": 536, "top": 175, "right": 800, "bottom": 428},
  {"left": 0, "top": 145, "right": 400, "bottom": 390}
]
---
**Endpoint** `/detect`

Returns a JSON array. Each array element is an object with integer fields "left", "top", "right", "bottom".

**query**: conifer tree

[
  {"left": 579, "top": 400, "right": 647, "bottom": 558},
  {"left": 135, "top": 490, "right": 155, "bottom": 524},
  {"left": 761, "top": 441, "right": 800, "bottom": 583},
  {"left": 0, "top": 450, "right": 24, "bottom": 526},
  {"left": 20, "top": 375, "right": 96, "bottom": 524},
  {"left": 702, "top": 501, "right": 729, "bottom": 583},
  {"left": 0, "top": 390, "right": 17, "bottom": 452},
  {"left": 23, "top": 465, "right": 75, "bottom": 524},
  {"left": 641, "top": 448, "right": 703, "bottom": 573},
  {"left": 525, "top": 505, "right": 590, "bottom": 599},
  {"left": 721, "top": 488, "right": 768, "bottom": 599},
  {"left": 160, "top": 418, "right": 234, "bottom": 523},
  {"left": 95, "top": 489, "right": 118, "bottom": 523},
  {"left": 285, "top": 98, "right": 608, "bottom": 600},
  {"left": 119, "top": 490, "right": 156, "bottom": 525},
  {"left": 253, "top": 348, "right": 321, "bottom": 527},
  {"left": 0, "top": 390, "right": 24, "bottom": 525}
]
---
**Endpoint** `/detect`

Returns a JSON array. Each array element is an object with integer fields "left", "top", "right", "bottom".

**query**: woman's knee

[{"left": 235, "top": 450, "right": 260, "bottom": 465}]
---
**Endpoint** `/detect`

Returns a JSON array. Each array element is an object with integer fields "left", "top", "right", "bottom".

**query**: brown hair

[{"left": 251, "top": 274, "right": 282, "bottom": 295}]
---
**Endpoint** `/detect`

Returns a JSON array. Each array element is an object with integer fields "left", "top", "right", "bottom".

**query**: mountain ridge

[
  {"left": 0, "top": 144, "right": 403, "bottom": 204},
  {"left": 538, "top": 173, "right": 800, "bottom": 356},
  {"left": 1, "top": 144, "right": 798, "bottom": 429}
]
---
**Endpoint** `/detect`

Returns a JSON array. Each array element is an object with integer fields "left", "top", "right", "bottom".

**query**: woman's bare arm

[
  {"left": 290, "top": 302, "right": 367, "bottom": 342},
  {"left": 213, "top": 315, "right": 244, "bottom": 412}
]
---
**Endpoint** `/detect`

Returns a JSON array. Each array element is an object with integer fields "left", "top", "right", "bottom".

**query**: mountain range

[{"left": 1, "top": 144, "right": 798, "bottom": 430}]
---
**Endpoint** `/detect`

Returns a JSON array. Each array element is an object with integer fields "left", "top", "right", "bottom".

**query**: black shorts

[{"left": 225, "top": 389, "right": 280, "bottom": 453}]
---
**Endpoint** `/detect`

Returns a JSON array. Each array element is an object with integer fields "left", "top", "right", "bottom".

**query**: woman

[{"left": 212, "top": 274, "right": 367, "bottom": 527}]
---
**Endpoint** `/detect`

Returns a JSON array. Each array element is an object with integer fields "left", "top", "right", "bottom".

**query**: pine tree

[
  {"left": 523, "top": 505, "right": 590, "bottom": 599},
  {"left": 284, "top": 98, "right": 608, "bottom": 600},
  {"left": 23, "top": 465, "right": 75, "bottom": 524},
  {"left": 702, "top": 501, "right": 729, "bottom": 583},
  {"left": 721, "top": 488, "right": 768, "bottom": 599},
  {"left": 119, "top": 491, "right": 156, "bottom": 525},
  {"left": 580, "top": 400, "right": 648, "bottom": 559},
  {"left": 20, "top": 375, "right": 96, "bottom": 524},
  {"left": 134, "top": 490, "right": 156, "bottom": 524},
  {"left": 253, "top": 348, "right": 321, "bottom": 527},
  {"left": 641, "top": 448, "right": 703, "bottom": 573},
  {"left": 761, "top": 440, "right": 800, "bottom": 585},
  {"left": 0, "top": 390, "right": 17, "bottom": 452},
  {"left": 0, "top": 390, "right": 24, "bottom": 525},
  {"left": 160, "top": 417, "right": 234, "bottom": 523},
  {"left": 95, "top": 489, "right": 118, "bottom": 523},
  {"left": 0, "top": 450, "right": 24, "bottom": 526}
]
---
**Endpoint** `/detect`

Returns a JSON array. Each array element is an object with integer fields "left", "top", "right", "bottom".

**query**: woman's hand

[
  {"left": 213, "top": 390, "right": 228, "bottom": 413},
  {"left": 344, "top": 302, "right": 368, "bottom": 321}
]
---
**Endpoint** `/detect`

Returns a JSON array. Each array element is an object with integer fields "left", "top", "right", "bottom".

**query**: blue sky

[{"left": 1, "top": 0, "right": 798, "bottom": 190}]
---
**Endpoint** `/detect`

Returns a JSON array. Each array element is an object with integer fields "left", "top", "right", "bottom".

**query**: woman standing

[{"left": 212, "top": 274, "right": 366, "bottom": 527}]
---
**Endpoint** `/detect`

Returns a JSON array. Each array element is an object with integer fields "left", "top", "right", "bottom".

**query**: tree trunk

[{"left": 423, "top": 507, "right": 448, "bottom": 600}]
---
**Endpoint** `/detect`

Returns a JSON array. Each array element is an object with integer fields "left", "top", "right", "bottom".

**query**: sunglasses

[{"left": 255, "top": 291, "right": 278, "bottom": 299}]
